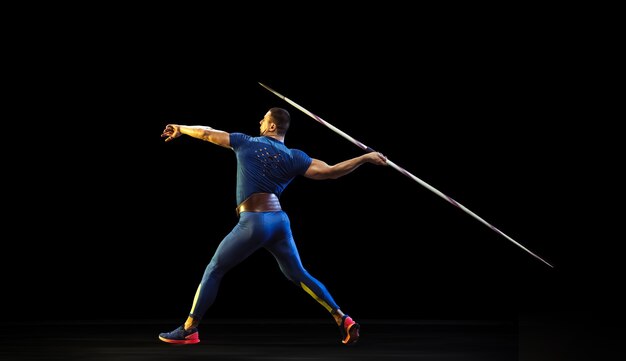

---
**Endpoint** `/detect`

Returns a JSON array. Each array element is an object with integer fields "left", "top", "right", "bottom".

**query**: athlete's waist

[{"left": 236, "top": 192, "right": 282, "bottom": 217}]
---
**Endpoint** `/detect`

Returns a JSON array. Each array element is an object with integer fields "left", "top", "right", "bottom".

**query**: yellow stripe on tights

[
  {"left": 300, "top": 282, "right": 332, "bottom": 312},
  {"left": 189, "top": 284, "right": 202, "bottom": 315}
]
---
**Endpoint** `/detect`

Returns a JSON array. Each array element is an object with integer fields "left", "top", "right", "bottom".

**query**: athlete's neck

[{"left": 264, "top": 133, "right": 285, "bottom": 142}]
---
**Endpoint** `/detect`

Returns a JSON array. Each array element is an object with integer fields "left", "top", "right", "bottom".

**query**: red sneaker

[{"left": 339, "top": 315, "right": 360, "bottom": 345}]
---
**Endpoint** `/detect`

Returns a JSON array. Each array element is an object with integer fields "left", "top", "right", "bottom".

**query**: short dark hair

[{"left": 269, "top": 107, "right": 291, "bottom": 136}]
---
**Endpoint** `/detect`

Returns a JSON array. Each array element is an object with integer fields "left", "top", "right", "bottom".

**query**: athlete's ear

[{"left": 269, "top": 121, "right": 277, "bottom": 132}]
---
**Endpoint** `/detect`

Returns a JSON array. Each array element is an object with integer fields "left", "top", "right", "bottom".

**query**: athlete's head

[{"left": 260, "top": 107, "right": 291, "bottom": 136}]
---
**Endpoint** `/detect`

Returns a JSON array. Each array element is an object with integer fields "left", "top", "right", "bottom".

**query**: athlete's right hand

[{"left": 367, "top": 152, "right": 388, "bottom": 166}]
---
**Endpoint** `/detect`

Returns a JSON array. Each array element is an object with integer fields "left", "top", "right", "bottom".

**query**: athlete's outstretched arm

[
  {"left": 304, "top": 152, "right": 387, "bottom": 180},
  {"left": 161, "top": 124, "right": 231, "bottom": 148}
]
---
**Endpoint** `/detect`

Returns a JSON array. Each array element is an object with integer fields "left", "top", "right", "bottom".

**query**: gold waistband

[{"left": 236, "top": 193, "right": 282, "bottom": 217}]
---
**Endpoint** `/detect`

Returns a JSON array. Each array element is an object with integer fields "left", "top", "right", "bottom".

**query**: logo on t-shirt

[{"left": 256, "top": 147, "right": 283, "bottom": 176}]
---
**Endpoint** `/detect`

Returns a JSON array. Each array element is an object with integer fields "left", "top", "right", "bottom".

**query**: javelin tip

[{"left": 258, "top": 82, "right": 285, "bottom": 100}]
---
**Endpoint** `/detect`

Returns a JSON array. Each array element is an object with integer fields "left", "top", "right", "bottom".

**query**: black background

[{"left": 3, "top": 6, "right": 621, "bottom": 355}]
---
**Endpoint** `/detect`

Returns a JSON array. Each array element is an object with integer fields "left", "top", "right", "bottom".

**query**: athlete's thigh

[
  {"left": 212, "top": 214, "right": 266, "bottom": 268},
  {"left": 265, "top": 212, "right": 305, "bottom": 271}
]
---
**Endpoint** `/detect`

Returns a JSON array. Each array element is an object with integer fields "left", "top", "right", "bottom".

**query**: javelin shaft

[{"left": 259, "top": 82, "right": 553, "bottom": 268}]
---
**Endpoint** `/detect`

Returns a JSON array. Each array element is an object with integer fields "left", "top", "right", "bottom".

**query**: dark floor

[{"left": 0, "top": 317, "right": 595, "bottom": 360}]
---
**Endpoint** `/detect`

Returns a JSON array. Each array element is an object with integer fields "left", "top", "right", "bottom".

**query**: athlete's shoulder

[
  {"left": 230, "top": 132, "right": 254, "bottom": 148},
  {"left": 290, "top": 148, "right": 312, "bottom": 160}
]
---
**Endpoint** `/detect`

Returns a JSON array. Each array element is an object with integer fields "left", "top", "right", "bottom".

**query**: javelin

[{"left": 259, "top": 82, "right": 553, "bottom": 268}]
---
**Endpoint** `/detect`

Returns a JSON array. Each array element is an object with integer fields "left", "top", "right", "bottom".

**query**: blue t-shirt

[{"left": 230, "top": 133, "right": 313, "bottom": 205}]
